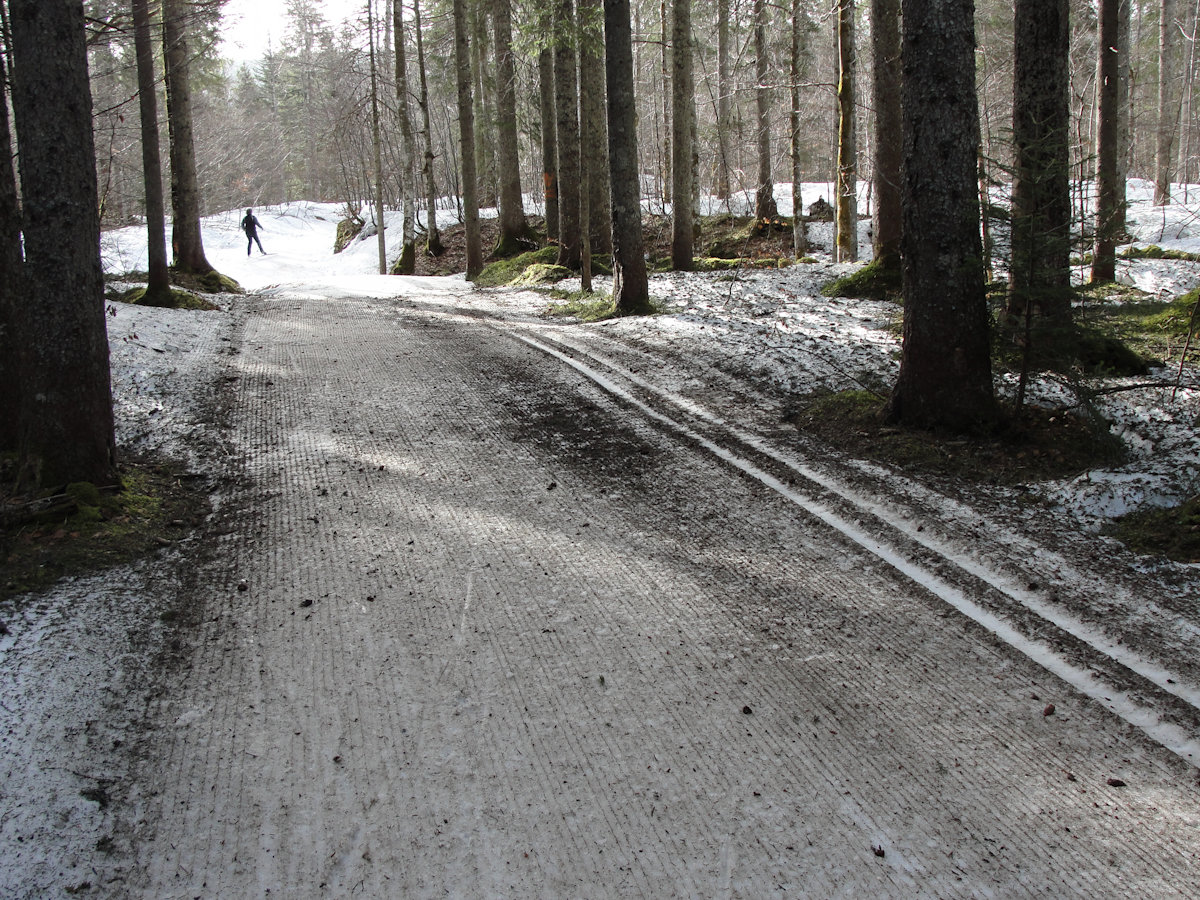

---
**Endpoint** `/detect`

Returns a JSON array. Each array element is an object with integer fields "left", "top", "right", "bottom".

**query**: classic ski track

[
  {"left": 510, "top": 326, "right": 1200, "bottom": 767},
  {"left": 131, "top": 292, "right": 1200, "bottom": 898}
]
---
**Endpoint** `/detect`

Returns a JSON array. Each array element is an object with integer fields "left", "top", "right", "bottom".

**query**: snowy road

[{"left": 129, "top": 284, "right": 1200, "bottom": 897}]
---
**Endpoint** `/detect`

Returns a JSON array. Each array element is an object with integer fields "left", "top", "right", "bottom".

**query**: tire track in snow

[{"left": 513, "top": 329, "right": 1200, "bottom": 767}]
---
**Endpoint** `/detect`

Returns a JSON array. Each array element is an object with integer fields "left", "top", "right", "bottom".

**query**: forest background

[{"left": 80, "top": 0, "right": 1196, "bottom": 256}]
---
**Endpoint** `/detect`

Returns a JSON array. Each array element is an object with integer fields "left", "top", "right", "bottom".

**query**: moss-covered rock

[
  {"left": 821, "top": 259, "right": 902, "bottom": 302},
  {"left": 335, "top": 215, "right": 365, "bottom": 254},
  {"left": 475, "top": 246, "right": 561, "bottom": 288}
]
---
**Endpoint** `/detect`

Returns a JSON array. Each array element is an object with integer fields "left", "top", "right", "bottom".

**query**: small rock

[
  {"left": 872, "top": 844, "right": 886, "bottom": 858},
  {"left": 237, "top": 581, "right": 249, "bottom": 592},
  {"left": 1043, "top": 703, "right": 1056, "bottom": 717},
  {"left": 742, "top": 705, "right": 753, "bottom": 715},
  {"left": 299, "top": 598, "right": 313, "bottom": 608},
  {"left": 1106, "top": 777, "right": 1127, "bottom": 788}
]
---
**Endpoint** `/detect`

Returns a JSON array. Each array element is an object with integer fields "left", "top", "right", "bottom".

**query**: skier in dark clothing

[{"left": 241, "top": 208, "right": 265, "bottom": 256}]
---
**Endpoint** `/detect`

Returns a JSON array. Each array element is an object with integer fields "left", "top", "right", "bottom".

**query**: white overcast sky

[{"left": 219, "top": 0, "right": 367, "bottom": 61}]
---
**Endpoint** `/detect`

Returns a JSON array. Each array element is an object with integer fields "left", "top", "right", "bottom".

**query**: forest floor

[{"left": 2, "top": 188, "right": 1200, "bottom": 896}]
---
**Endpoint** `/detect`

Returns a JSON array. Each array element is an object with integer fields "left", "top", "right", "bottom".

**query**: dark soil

[
  {"left": 0, "top": 455, "right": 211, "bottom": 604},
  {"left": 787, "top": 390, "right": 1125, "bottom": 488}
]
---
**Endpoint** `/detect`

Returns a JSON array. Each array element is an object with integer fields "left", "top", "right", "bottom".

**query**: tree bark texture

[
  {"left": 491, "top": 0, "right": 534, "bottom": 256},
  {"left": 9, "top": 0, "right": 118, "bottom": 489},
  {"left": 1154, "top": 0, "right": 1177, "bottom": 205},
  {"left": 1008, "top": 0, "right": 1072, "bottom": 321},
  {"left": 716, "top": 0, "right": 732, "bottom": 201},
  {"left": 579, "top": 0, "right": 612, "bottom": 255},
  {"left": 870, "top": 0, "right": 901, "bottom": 268},
  {"left": 132, "top": 0, "right": 171, "bottom": 301},
  {"left": 368, "top": 0, "right": 388, "bottom": 275},
  {"left": 753, "top": 0, "right": 778, "bottom": 220},
  {"left": 394, "top": 0, "right": 418, "bottom": 267},
  {"left": 539, "top": 47, "right": 560, "bottom": 242},
  {"left": 414, "top": 0, "right": 443, "bottom": 256},
  {"left": 887, "top": 0, "right": 996, "bottom": 433},
  {"left": 0, "top": 49, "right": 24, "bottom": 452},
  {"left": 452, "top": 0, "right": 483, "bottom": 279},
  {"left": 790, "top": 0, "right": 809, "bottom": 256},
  {"left": 1093, "top": 0, "right": 1121, "bottom": 284},
  {"left": 671, "top": 0, "right": 694, "bottom": 270},
  {"left": 162, "top": 0, "right": 214, "bottom": 274},
  {"left": 554, "top": 0, "right": 582, "bottom": 270},
  {"left": 604, "top": 0, "right": 652, "bottom": 315},
  {"left": 835, "top": 0, "right": 858, "bottom": 262}
]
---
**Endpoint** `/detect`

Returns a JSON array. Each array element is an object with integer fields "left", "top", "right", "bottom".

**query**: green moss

[
  {"left": 510, "top": 262, "right": 573, "bottom": 287},
  {"left": 1119, "top": 244, "right": 1200, "bottom": 262},
  {"left": 391, "top": 241, "right": 416, "bottom": 275},
  {"left": 117, "top": 286, "right": 218, "bottom": 311},
  {"left": 543, "top": 292, "right": 617, "bottom": 322},
  {"left": 1144, "top": 289, "right": 1200, "bottom": 338},
  {"left": 1104, "top": 495, "right": 1200, "bottom": 563},
  {"left": 821, "top": 259, "right": 902, "bottom": 302},
  {"left": 1, "top": 459, "right": 207, "bottom": 603},
  {"left": 475, "top": 246, "right": 561, "bottom": 288},
  {"left": 334, "top": 216, "right": 365, "bottom": 254},
  {"left": 789, "top": 390, "right": 1125, "bottom": 485}
]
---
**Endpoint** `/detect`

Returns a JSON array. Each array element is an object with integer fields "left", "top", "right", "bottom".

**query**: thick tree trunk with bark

[
  {"left": 579, "top": 0, "right": 611, "bottom": 255},
  {"left": 0, "top": 50, "right": 24, "bottom": 453},
  {"left": 671, "top": 0, "right": 694, "bottom": 270},
  {"left": 368, "top": 0, "right": 388, "bottom": 275},
  {"left": 1093, "top": 0, "right": 1121, "bottom": 284},
  {"left": 539, "top": 48, "right": 559, "bottom": 243},
  {"left": 753, "top": 0, "right": 777, "bottom": 220},
  {"left": 790, "top": 0, "right": 809, "bottom": 256},
  {"left": 871, "top": 0, "right": 901, "bottom": 268},
  {"left": 1155, "top": 0, "right": 1177, "bottom": 205},
  {"left": 1008, "top": 0, "right": 1072, "bottom": 331},
  {"left": 452, "top": 0, "right": 483, "bottom": 279},
  {"left": 835, "top": 0, "right": 858, "bottom": 262},
  {"left": 716, "top": 0, "right": 732, "bottom": 202},
  {"left": 604, "top": 0, "right": 652, "bottom": 315},
  {"left": 9, "top": 0, "right": 117, "bottom": 489},
  {"left": 415, "top": 0, "right": 443, "bottom": 257},
  {"left": 132, "top": 0, "right": 171, "bottom": 304},
  {"left": 394, "top": 0, "right": 418, "bottom": 272},
  {"left": 492, "top": 0, "right": 535, "bottom": 257},
  {"left": 162, "top": 0, "right": 214, "bottom": 274},
  {"left": 554, "top": 0, "right": 582, "bottom": 270},
  {"left": 886, "top": 0, "right": 996, "bottom": 434}
]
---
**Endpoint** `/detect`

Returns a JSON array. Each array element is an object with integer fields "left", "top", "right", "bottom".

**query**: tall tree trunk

[
  {"left": 132, "top": 0, "right": 171, "bottom": 304},
  {"left": 753, "top": 0, "right": 777, "bottom": 220},
  {"left": 9, "top": 0, "right": 118, "bottom": 490},
  {"left": 492, "top": 0, "right": 534, "bottom": 256},
  {"left": 394, "top": 0, "right": 418, "bottom": 273},
  {"left": 414, "top": 0, "right": 443, "bottom": 256},
  {"left": 470, "top": 0, "right": 496, "bottom": 209},
  {"left": 579, "top": 0, "right": 612, "bottom": 254},
  {"left": 790, "top": 0, "right": 809, "bottom": 256},
  {"left": 716, "top": 0, "right": 732, "bottom": 201},
  {"left": 835, "top": 0, "right": 858, "bottom": 262},
  {"left": 554, "top": 0, "right": 582, "bottom": 270},
  {"left": 671, "top": 0, "right": 694, "bottom": 270},
  {"left": 539, "top": 47, "right": 560, "bottom": 242},
  {"left": 604, "top": 0, "right": 651, "bottom": 315},
  {"left": 1155, "top": 0, "right": 1177, "bottom": 205},
  {"left": 452, "top": 0, "right": 483, "bottom": 278},
  {"left": 1115, "top": 0, "right": 1132, "bottom": 237},
  {"left": 870, "top": 0, "right": 901, "bottom": 268},
  {"left": 0, "top": 48, "right": 24, "bottom": 453},
  {"left": 886, "top": 0, "right": 996, "bottom": 433},
  {"left": 162, "top": 0, "right": 214, "bottom": 274},
  {"left": 1093, "top": 0, "right": 1121, "bottom": 284},
  {"left": 368, "top": 0, "right": 388, "bottom": 275},
  {"left": 1008, "top": 0, "right": 1072, "bottom": 332},
  {"left": 660, "top": 0, "right": 671, "bottom": 206}
]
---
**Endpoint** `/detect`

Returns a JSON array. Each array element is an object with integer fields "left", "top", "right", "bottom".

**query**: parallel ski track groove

[{"left": 512, "top": 328, "right": 1200, "bottom": 769}]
